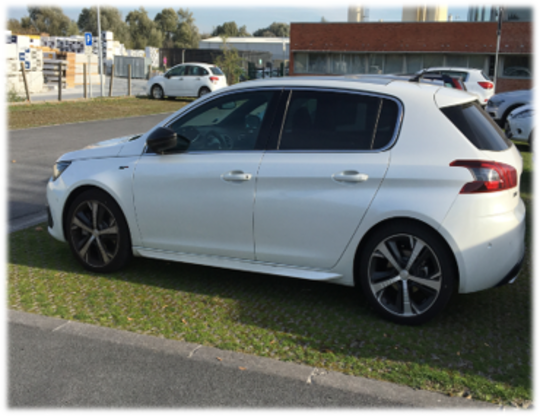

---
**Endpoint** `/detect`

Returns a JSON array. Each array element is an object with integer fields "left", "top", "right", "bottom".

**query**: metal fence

[
  {"left": 159, "top": 48, "right": 272, "bottom": 70},
  {"left": 113, "top": 56, "right": 152, "bottom": 79}
]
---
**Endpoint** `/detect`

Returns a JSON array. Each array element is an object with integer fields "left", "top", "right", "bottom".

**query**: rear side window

[
  {"left": 441, "top": 102, "right": 512, "bottom": 151},
  {"left": 279, "top": 90, "right": 400, "bottom": 151},
  {"left": 210, "top": 67, "right": 224, "bottom": 75}
]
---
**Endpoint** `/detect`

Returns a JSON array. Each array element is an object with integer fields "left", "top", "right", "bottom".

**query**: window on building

[
  {"left": 405, "top": 55, "right": 423, "bottom": 74},
  {"left": 294, "top": 53, "right": 308, "bottom": 74},
  {"left": 502, "top": 55, "right": 531, "bottom": 78},
  {"left": 384, "top": 54, "right": 404, "bottom": 74},
  {"left": 308, "top": 53, "right": 329, "bottom": 74},
  {"left": 369, "top": 54, "right": 383, "bottom": 74},
  {"left": 423, "top": 54, "right": 444, "bottom": 69},
  {"left": 446, "top": 55, "right": 469, "bottom": 68},
  {"left": 350, "top": 54, "right": 366, "bottom": 74}
]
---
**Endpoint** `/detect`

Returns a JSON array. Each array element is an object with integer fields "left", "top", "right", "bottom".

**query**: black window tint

[
  {"left": 441, "top": 102, "right": 511, "bottom": 151},
  {"left": 210, "top": 67, "right": 224, "bottom": 75},
  {"left": 279, "top": 91, "right": 399, "bottom": 151}
]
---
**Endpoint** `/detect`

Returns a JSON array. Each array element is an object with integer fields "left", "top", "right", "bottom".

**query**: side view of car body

[
  {"left": 505, "top": 104, "right": 534, "bottom": 148},
  {"left": 486, "top": 88, "right": 534, "bottom": 127},
  {"left": 419, "top": 67, "right": 494, "bottom": 106},
  {"left": 146, "top": 62, "right": 228, "bottom": 99},
  {"left": 47, "top": 76, "right": 525, "bottom": 325}
]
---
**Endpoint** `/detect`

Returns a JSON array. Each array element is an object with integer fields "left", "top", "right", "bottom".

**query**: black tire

[
  {"left": 529, "top": 126, "right": 538, "bottom": 150},
  {"left": 66, "top": 189, "right": 132, "bottom": 273},
  {"left": 357, "top": 222, "right": 456, "bottom": 325},
  {"left": 151, "top": 85, "right": 164, "bottom": 100},
  {"left": 529, "top": 130, "right": 533, "bottom": 152},
  {"left": 198, "top": 87, "right": 210, "bottom": 98}
]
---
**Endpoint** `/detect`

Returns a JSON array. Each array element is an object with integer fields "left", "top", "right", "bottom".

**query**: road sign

[
  {"left": 85, "top": 33, "right": 93, "bottom": 47},
  {"left": 85, "top": 46, "right": 93, "bottom": 56}
]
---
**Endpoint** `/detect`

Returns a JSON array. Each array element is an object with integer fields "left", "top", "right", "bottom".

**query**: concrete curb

[{"left": 9, "top": 310, "right": 497, "bottom": 409}]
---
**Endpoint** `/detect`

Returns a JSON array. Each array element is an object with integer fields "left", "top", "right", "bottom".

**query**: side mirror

[{"left": 146, "top": 127, "right": 178, "bottom": 153}]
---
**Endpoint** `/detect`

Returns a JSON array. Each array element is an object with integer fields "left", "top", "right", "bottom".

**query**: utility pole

[
  {"left": 493, "top": 6, "right": 504, "bottom": 92},
  {"left": 97, "top": 4, "right": 104, "bottom": 97}
]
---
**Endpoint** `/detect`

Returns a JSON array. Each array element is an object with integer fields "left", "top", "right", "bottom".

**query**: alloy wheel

[
  {"left": 367, "top": 234, "right": 442, "bottom": 318},
  {"left": 70, "top": 200, "right": 120, "bottom": 268}
]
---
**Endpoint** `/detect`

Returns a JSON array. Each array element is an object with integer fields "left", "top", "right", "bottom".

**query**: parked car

[
  {"left": 146, "top": 62, "right": 228, "bottom": 99},
  {"left": 47, "top": 76, "right": 525, "bottom": 325},
  {"left": 505, "top": 104, "right": 534, "bottom": 149},
  {"left": 408, "top": 72, "right": 468, "bottom": 91},
  {"left": 486, "top": 88, "right": 533, "bottom": 127},
  {"left": 419, "top": 67, "right": 494, "bottom": 106}
]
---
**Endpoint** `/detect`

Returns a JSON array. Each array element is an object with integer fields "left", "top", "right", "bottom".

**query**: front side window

[
  {"left": 167, "top": 65, "right": 186, "bottom": 77},
  {"left": 279, "top": 90, "right": 400, "bottom": 151},
  {"left": 167, "top": 91, "right": 275, "bottom": 152}
]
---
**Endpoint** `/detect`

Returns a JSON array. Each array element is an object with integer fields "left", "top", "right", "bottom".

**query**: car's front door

[
  {"left": 163, "top": 65, "right": 186, "bottom": 97},
  {"left": 254, "top": 89, "right": 401, "bottom": 269},
  {"left": 132, "top": 89, "right": 280, "bottom": 259}
]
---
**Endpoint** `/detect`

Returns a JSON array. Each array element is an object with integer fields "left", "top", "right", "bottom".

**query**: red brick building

[{"left": 289, "top": 21, "right": 532, "bottom": 93}]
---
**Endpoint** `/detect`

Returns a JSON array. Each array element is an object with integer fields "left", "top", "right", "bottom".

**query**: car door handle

[
  {"left": 221, "top": 171, "right": 252, "bottom": 182},
  {"left": 332, "top": 171, "right": 369, "bottom": 183}
]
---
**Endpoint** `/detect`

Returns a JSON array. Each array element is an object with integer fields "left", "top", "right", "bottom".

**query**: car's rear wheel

[
  {"left": 66, "top": 189, "right": 132, "bottom": 273},
  {"left": 358, "top": 222, "right": 455, "bottom": 325},
  {"left": 198, "top": 87, "right": 210, "bottom": 98},
  {"left": 151, "top": 85, "right": 164, "bottom": 100}
]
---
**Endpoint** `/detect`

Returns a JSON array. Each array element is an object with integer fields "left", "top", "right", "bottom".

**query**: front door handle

[
  {"left": 221, "top": 171, "right": 252, "bottom": 182},
  {"left": 332, "top": 171, "right": 369, "bottom": 183}
]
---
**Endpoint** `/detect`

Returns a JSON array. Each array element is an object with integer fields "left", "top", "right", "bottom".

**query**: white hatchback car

[
  {"left": 505, "top": 104, "right": 534, "bottom": 148},
  {"left": 420, "top": 67, "right": 495, "bottom": 106},
  {"left": 47, "top": 76, "right": 525, "bottom": 325},
  {"left": 147, "top": 62, "right": 228, "bottom": 99}
]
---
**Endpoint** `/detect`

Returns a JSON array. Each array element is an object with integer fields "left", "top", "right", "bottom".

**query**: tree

[
  {"left": 212, "top": 21, "right": 251, "bottom": 37},
  {"left": 174, "top": 8, "right": 201, "bottom": 49},
  {"left": 7, "top": 18, "right": 39, "bottom": 35},
  {"left": 154, "top": 8, "right": 178, "bottom": 48},
  {"left": 78, "top": 7, "right": 130, "bottom": 47},
  {"left": 253, "top": 22, "right": 289, "bottom": 37},
  {"left": 23, "top": 6, "right": 78, "bottom": 36},
  {"left": 214, "top": 37, "right": 243, "bottom": 85},
  {"left": 125, "top": 7, "right": 164, "bottom": 49}
]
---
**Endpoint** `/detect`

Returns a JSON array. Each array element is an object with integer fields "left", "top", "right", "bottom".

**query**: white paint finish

[
  {"left": 135, "top": 247, "right": 342, "bottom": 281},
  {"left": 132, "top": 152, "right": 263, "bottom": 260},
  {"left": 254, "top": 152, "right": 389, "bottom": 269}
]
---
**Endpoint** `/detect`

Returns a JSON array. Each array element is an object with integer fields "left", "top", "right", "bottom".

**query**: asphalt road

[
  {"left": 8, "top": 113, "right": 172, "bottom": 232},
  {"left": 9, "top": 311, "right": 494, "bottom": 408}
]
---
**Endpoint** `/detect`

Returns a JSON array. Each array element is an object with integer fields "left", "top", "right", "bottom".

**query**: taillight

[
  {"left": 450, "top": 160, "right": 517, "bottom": 193},
  {"left": 209, "top": 76, "right": 219, "bottom": 84},
  {"left": 478, "top": 81, "right": 494, "bottom": 89}
]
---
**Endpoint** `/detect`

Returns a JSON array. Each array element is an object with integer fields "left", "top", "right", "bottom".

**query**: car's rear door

[{"left": 253, "top": 89, "right": 401, "bottom": 269}]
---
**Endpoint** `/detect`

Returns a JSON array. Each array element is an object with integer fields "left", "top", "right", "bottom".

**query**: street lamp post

[{"left": 493, "top": 6, "right": 504, "bottom": 92}]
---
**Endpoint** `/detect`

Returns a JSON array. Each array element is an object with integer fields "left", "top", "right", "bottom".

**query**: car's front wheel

[
  {"left": 151, "top": 85, "right": 164, "bottom": 100},
  {"left": 66, "top": 189, "right": 132, "bottom": 273},
  {"left": 358, "top": 222, "right": 455, "bottom": 325}
]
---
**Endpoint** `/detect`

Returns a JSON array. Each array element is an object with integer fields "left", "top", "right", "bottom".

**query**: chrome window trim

[{"left": 274, "top": 86, "right": 404, "bottom": 154}]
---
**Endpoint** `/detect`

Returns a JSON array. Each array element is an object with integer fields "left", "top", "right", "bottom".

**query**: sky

[{"left": 5, "top": 0, "right": 474, "bottom": 35}]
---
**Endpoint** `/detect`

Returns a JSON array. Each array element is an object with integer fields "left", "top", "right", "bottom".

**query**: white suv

[
  {"left": 147, "top": 62, "right": 228, "bottom": 99},
  {"left": 47, "top": 76, "right": 525, "bottom": 325},
  {"left": 420, "top": 67, "right": 495, "bottom": 106}
]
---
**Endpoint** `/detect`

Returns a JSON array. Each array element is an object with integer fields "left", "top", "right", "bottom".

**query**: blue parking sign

[{"left": 85, "top": 33, "right": 93, "bottom": 46}]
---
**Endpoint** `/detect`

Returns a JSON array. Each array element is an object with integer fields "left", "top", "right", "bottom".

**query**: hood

[{"left": 58, "top": 134, "right": 142, "bottom": 161}]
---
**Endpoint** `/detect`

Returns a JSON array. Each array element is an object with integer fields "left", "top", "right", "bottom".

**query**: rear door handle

[
  {"left": 222, "top": 171, "right": 252, "bottom": 182},
  {"left": 332, "top": 171, "right": 369, "bottom": 183}
]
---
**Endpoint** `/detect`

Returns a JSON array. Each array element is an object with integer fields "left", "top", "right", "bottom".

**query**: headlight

[
  {"left": 52, "top": 161, "right": 71, "bottom": 181},
  {"left": 513, "top": 109, "right": 534, "bottom": 119},
  {"left": 488, "top": 98, "right": 505, "bottom": 107}
]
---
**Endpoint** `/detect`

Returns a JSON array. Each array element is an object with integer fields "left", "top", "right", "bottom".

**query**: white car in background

[
  {"left": 420, "top": 67, "right": 494, "bottom": 106},
  {"left": 147, "top": 62, "right": 228, "bottom": 99},
  {"left": 505, "top": 104, "right": 534, "bottom": 149},
  {"left": 486, "top": 89, "right": 534, "bottom": 127},
  {"left": 47, "top": 76, "right": 525, "bottom": 325}
]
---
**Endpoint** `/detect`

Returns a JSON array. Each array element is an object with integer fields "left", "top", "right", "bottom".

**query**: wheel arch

[
  {"left": 352, "top": 217, "right": 460, "bottom": 290},
  {"left": 502, "top": 103, "right": 527, "bottom": 124}
]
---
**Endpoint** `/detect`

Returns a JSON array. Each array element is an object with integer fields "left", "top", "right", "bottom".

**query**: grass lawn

[
  {"left": 8, "top": 96, "right": 193, "bottom": 130},
  {"left": 7, "top": 143, "right": 533, "bottom": 408}
]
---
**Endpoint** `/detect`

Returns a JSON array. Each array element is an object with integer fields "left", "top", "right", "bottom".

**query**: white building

[
  {"left": 199, "top": 37, "right": 289, "bottom": 65},
  {"left": 402, "top": 5, "right": 448, "bottom": 22},
  {"left": 347, "top": 5, "right": 369, "bottom": 22}
]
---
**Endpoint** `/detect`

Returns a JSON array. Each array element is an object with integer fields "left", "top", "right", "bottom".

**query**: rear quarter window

[
  {"left": 210, "top": 67, "right": 224, "bottom": 75},
  {"left": 440, "top": 102, "right": 512, "bottom": 151}
]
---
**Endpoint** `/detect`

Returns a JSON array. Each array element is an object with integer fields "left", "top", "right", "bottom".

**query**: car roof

[{"left": 172, "top": 62, "right": 216, "bottom": 68}]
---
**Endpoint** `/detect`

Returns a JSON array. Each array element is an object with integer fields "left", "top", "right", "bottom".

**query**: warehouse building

[{"left": 288, "top": 20, "right": 532, "bottom": 93}]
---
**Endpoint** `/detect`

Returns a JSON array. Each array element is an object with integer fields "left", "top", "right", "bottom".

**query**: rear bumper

[{"left": 494, "top": 252, "right": 524, "bottom": 287}]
